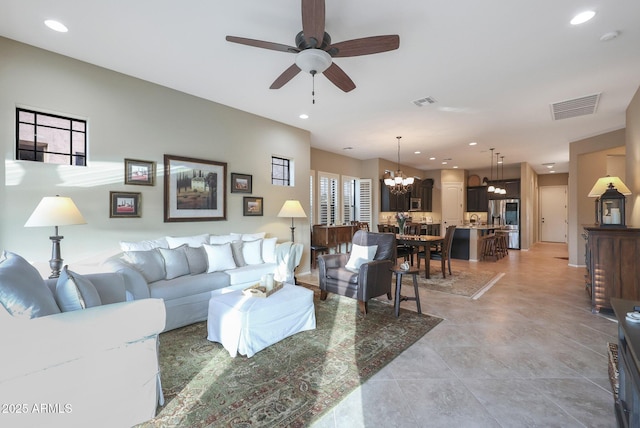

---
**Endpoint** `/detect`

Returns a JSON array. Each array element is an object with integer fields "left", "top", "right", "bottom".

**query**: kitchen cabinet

[
  {"left": 466, "top": 186, "right": 488, "bottom": 212},
  {"left": 487, "top": 179, "right": 520, "bottom": 200},
  {"left": 380, "top": 178, "right": 432, "bottom": 212}
]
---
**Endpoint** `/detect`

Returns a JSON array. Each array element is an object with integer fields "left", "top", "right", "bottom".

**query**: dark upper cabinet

[
  {"left": 487, "top": 179, "right": 521, "bottom": 200},
  {"left": 466, "top": 186, "right": 488, "bottom": 212},
  {"left": 380, "top": 178, "right": 432, "bottom": 212}
]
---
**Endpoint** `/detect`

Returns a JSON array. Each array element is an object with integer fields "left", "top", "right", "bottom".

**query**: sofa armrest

[
  {"left": 357, "top": 259, "right": 393, "bottom": 301},
  {"left": 102, "top": 254, "right": 151, "bottom": 300},
  {"left": 274, "top": 241, "right": 304, "bottom": 283},
  {"left": 0, "top": 298, "right": 166, "bottom": 383}
]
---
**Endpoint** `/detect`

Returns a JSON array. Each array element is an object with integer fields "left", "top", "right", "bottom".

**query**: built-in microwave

[{"left": 410, "top": 198, "right": 421, "bottom": 211}]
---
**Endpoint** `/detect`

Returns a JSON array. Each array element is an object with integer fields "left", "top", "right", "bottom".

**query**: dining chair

[{"left": 417, "top": 225, "right": 456, "bottom": 278}]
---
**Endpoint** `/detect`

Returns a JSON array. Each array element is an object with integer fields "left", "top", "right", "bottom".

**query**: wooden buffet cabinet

[
  {"left": 312, "top": 224, "right": 357, "bottom": 253},
  {"left": 584, "top": 227, "right": 640, "bottom": 313}
]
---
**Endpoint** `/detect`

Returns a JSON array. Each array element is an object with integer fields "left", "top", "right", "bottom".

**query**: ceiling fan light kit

[{"left": 226, "top": 0, "right": 399, "bottom": 97}]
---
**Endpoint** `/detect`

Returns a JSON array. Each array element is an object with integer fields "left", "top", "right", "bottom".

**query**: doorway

[
  {"left": 442, "top": 182, "right": 463, "bottom": 235},
  {"left": 540, "top": 185, "right": 567, "bottom": 243}
]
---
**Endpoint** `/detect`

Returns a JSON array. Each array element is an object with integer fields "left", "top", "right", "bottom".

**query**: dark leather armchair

[{"left": 318, "top": 231, "right": 396, "bottom": 315}]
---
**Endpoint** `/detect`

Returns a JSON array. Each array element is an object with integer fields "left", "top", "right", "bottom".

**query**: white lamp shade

[
  {"left": 25, "top": 196, "right": 87, "bottom": 227},
  {"left": 277, "top": 200, "right": 307, "bottom": 218},
  {"left": 295, "top": 49, "right": 332, "bottom": 74},
  {"left": 588, "top": 176, "right": 632, "bottom": 197}
]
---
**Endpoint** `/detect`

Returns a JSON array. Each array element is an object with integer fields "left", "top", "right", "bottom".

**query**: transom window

[
  {"left": 16, "top": 108, "right": 87, "bottom": 166},
  {"left": 271, "top": 156, "right": 291, "bottom": 186}
]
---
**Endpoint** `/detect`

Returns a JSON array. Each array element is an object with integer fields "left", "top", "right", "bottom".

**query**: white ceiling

[{"left": 2, "top": 0, "right": 640, "bottom": 174}]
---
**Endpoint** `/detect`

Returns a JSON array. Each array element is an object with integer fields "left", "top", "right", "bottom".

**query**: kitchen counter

[{"left": 452, "top": 225, "right": 504, "bottom": 261}]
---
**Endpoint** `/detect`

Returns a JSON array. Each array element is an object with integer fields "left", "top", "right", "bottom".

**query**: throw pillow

[
  {"left": 243, "top": 239, "right": 264, "bottom": 265},
  {"left": 183, "top": 246, "right": 207, "bottom": 275},
  {"left": 166, "top": 233, "right": 210, "bottom": 249},
  {"left": 119, "top": 238, "right": 169, "bottom": 251},
  {"left": 345, "top": 244, "right": 378, "bottom": 273},
  {"left": 123, "top": 250, "right": 166, "bottom": 283},
  {"left": 55, "top": 265, "right": 102, "bottom": 312},
  {"left": 233, "top": 232, "right": 267, "bottom": 241},
  {"left": 262, "top": 237, "right": 278, "bottom": 263},
  {"left": 203, "top": 243, "right": 237, "bottom": 272},
  {"left": 230, "top": 240, "right": 246, "bottom": 267},
  {"left": 0, "top": 251, "right": 61, "bottom": 319},
  {"left": 209, "top": 234, "right": 236, "bottom": 245},
  {"left": 158, "top": 246, "right": 190, "bottom": 280}
]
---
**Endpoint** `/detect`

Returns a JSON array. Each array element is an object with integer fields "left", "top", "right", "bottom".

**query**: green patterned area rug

[
  {"left": 410, "top": 267, "right": 504, "bottom": 298},
  {"left": 140, "top": 287, "right": 442, "bottom": 427}
]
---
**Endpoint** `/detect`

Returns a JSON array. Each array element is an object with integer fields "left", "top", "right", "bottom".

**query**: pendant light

[
  {"left": 487, "top": 148, "right": 495, "bottom": 193},
  {"left": 383, "top": 136, "right": 414, "bottom": 195},
  {"left": 493, "top": 152, "right": 502, "bottom": 194},
  {"left": 500, "top": 156, "right": 507, "bottom": 194}
]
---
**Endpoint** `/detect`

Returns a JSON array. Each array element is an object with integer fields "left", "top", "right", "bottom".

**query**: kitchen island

[{"left": 452, "top": 225, "right": 503, "bottom": 261}]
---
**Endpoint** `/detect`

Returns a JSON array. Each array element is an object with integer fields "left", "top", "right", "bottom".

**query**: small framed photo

[
  {"left": 125, "top": 159, "right": 155, "bottom": 186},
  {"left": 243, "top": 197, "right": 263, "bottom": 216},
  {"left": 110, "top": 191, "right": 141, "bottom": 218},
  {"left": 231, "top": 173, "right": 252, "bottom": 193}
]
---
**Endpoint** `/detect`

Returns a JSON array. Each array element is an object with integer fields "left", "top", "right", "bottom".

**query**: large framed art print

[{"left": 164, "top": 154, "right": 227, "bottom": 222}]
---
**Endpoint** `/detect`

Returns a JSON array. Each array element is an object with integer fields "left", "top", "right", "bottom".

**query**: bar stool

[
  {"left": 495, "top": 231, "right": 509, "bottom": 259},
  {"left": 480, "top": 234, "right": 497, "bottom": 262},
  {"left": 390, "top": 265, "right": 422, "bottom": 317}
]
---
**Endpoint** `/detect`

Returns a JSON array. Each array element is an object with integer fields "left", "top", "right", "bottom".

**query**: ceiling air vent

[
  {"left": 413, "top": 96, "right": 437, "bottom": 107},
  {"left": 550, "top": 93, "right": 600, "bottom": 120}
]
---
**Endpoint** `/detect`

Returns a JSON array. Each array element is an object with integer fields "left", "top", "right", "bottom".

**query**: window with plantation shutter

[
  {"left": 342, "top": 175, "right": 357, "bottom": 224},
  {"left": 318, "top": 172, "right": 339, "bottom": 225},
  {"left": 357, "top": 178, "right": 372, "bottom": 224}
]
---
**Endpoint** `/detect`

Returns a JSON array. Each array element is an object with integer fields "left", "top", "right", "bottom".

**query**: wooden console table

[
  {"left": 584, "top": 227, "right": 640, "bottom": 313},
  {"left": 611, "top": 298, "right": 640, "bottom": 427},
  {"left": 312, "top": 224, "right": 356, "bottom": 253}
]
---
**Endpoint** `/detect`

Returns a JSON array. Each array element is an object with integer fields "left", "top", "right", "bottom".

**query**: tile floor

[{"left": 310, "top": 242, "right": 618, "bottom": 427}]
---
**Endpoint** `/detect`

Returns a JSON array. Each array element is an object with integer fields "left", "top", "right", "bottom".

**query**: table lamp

[
  {"left": 587, "top": 176, "right": 631, "bottom": 226},
  {"left": 277, "top": 200, "right": 307, "bottom": 242},
  {"left": 24, "top": 195, "right": 87, "bottom": 278}
]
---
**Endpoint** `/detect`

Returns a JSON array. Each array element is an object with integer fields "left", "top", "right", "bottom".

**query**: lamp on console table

[
  {"left": 24, "top": 195, "right": 87, "bottom": 278},
  {"left": 588, "top": 176, "right": 631, "bottom": 227},
  {"left": 277, "top": 200, "right": 307, "bottom": 242}
]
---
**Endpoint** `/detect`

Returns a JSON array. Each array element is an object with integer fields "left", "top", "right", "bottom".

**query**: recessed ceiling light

[
  {"left": 342, "top": 146, "right": 353, "bottom": 150},
  {"left": 549, "top": 170, "right": 556, "bottom": 174},
  {"left": 299, "top": 114, "right": 309, "bottom": 119},
  {"left": 469, "top": 142, "right": 477, "bottom": 146},
  {"left": 543, "top": 162, "right": 555, "bottom": 168},
  {"left": 429, "top": 157, "right": 436, "bottom": 160},
  {"left": 414, "top": 151, "right": 421, "bottom": 154},
  {"left": 600, "top": 31, "right": 619, "bottom": 42},
  {"left": 44, "top": 19, "right": 68, "bottom": 32},
  {"left": 453, "top": 166, "right": 459, "bottom": 169},
  {"left": 570, "top": 11, "right": 595, "bottom": 25},
  {"left": 441, "top": 161, "right": 447, "bottom": 165}
]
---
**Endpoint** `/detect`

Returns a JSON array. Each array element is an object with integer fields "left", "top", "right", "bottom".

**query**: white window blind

[
  {"left": 318, "top": 171, "right": 339, "bottom": 225},
  {"left": 342, "top": 175, "right": 357, "bottom": 224},
  {"left": 357, "top": 178, "right": 372, "bottom": 224}
]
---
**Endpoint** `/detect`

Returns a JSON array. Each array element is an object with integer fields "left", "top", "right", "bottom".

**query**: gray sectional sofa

[{"left": 103, "top": 232, "right": 303, "bottom": 331}]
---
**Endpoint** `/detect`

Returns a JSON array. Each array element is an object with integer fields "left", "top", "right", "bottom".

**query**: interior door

[
  {"left": 442, "top": 182, "right": 463, "bottom": 235},
  {"left": 540, "top": 186, "right": 567, "bottom": 243}
]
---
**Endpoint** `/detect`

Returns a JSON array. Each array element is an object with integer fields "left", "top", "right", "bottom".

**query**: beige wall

[
  {"left": 0, "top": 37, "right": 312, "bottom": 273},
  {"left": 519, "top": 163, "right": 538, "bottom": 250},
  {"left": 538, "top": 173, "right": 568, "bottom": 186},
  {"left": 568, "top": 129, "right": 626, "bottom": 265},
  {"left": 627, "top": 86, "right": 640, "bottom": 225}
]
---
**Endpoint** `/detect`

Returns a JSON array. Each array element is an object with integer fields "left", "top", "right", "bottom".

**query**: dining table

[{"left": 395, "top": 234, "right": 444, "bottom": 279}]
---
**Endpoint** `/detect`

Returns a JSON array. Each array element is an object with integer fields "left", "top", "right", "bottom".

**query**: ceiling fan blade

[
  {"left": 330, "top": 35, "right": 400, "bottom": 57},
  {"left": 323, "top": 63, "right": 356, "bottom": 92},
  {"left": 226, "top": 36, "right": 299, "bottom": 53},
  {"left": 301, "top": 0, "right": 325, "bottom": 48},
  {"left": 270, "top": 64, "right": 302, "bottom": 89}
]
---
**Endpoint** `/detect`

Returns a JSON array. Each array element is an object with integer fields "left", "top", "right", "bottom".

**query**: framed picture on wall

[
  {"left": 164, "top": 154, "right": 227, "bottom": 222},
  {"left": 230, "top": 173, "right": 252, "bottom": 193},
  {"left": 110, "top": 191, "right": 141, "bottom": 218},
  {"left": 124, "top": 158, "right": 156, "bottom": 186},
  {"left": 243, "top": 197, "right": 263, "bottom": 216}
]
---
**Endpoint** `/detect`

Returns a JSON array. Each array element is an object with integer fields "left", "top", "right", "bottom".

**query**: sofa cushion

[
  {"left": 327, "top": 267, "right": 359, "bottom": 284},
  {"left": 119, "top": 237, "right": 168, "bottom": 251},
  {"left": 203, "top": 243, "right": 237, "bottom": 272},
  {"left": 0, "top": 251, "right": 61, "bottom": 319},
  {"left": 232, "top": 232, "right": 267, "bottom": 241},
  {"left": 242, "top": 239, "right": 264, "bottom": 265},
  {"left": 225, "top": 263, "right": 277, "bottom": 285},
  {"left": 55, "top": 265, "right": 102, "bottom": 312},
  {"left": 158, "top": 246, "right": 190, "bottom": 280},
  {"left": 183, "top": 246, "right": 207, "bottom": 275},
  {"left": 345, "top": 244, "right": 378, "bottom": 272},
  {"left": 262, "top": 237, "right": 277, "bottom": 263},
  {"left": 149, "top": 272, "right": 230, "bottom": 301},
  {"left": 166, "top": 234, "right": 210, "bottom": 249},
  {"left": 123, "top": 250, "right": 165, "bottom": 283}
]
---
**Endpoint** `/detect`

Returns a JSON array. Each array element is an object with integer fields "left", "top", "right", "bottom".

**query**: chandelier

[{"left": 383, "top": 136, "right": 414, "bottom": 195}]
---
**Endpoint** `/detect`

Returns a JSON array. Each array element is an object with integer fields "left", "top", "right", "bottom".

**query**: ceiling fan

[{"left": 226, "top": 0, "right": 399, "bottom": 93}]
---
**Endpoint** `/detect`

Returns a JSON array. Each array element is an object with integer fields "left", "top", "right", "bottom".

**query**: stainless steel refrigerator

[{"left": 488, "top": 198, "right": 520, "bottom": 249}]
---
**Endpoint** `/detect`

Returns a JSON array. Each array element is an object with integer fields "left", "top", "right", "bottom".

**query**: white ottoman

[{"left": 207, "top": 283, "right": 316, "bottom": 358}]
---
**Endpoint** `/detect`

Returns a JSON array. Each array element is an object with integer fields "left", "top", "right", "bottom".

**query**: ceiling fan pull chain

[{"left": 311, "top": 70, "right": 316, "bottom": 104}]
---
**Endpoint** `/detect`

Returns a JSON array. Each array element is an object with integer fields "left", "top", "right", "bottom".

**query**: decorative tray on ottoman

[{"left": 242, "top": 282, "right": 283, "bottom": 298}]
